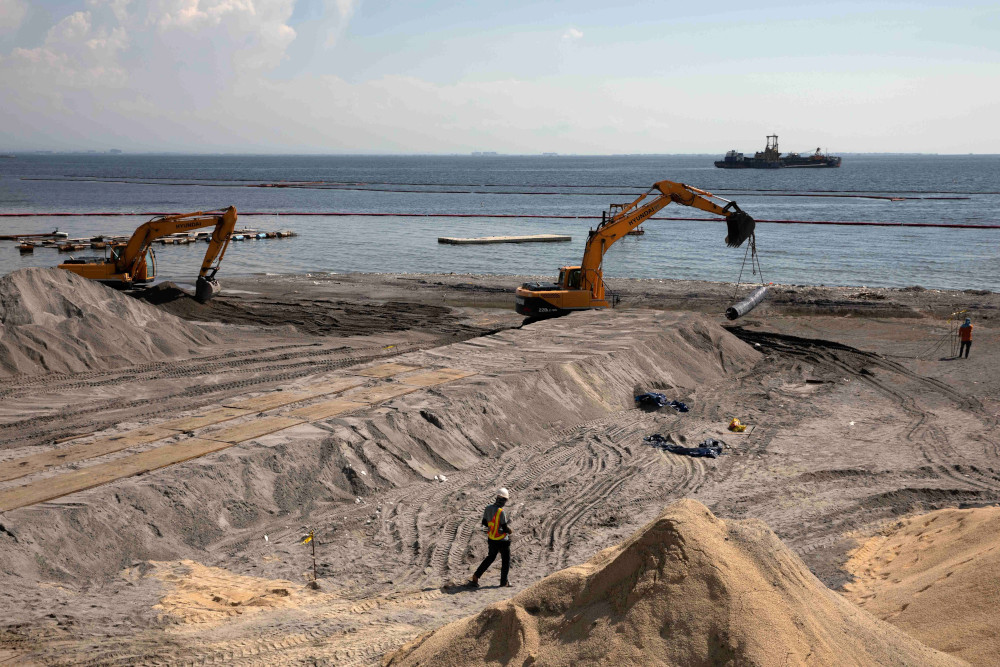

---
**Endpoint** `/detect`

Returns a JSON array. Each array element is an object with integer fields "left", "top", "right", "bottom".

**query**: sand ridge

[
  {"left": 0, "top": 308, "right": 758, "bottom": 585},
  {"left": 386, "top": 499, "right": 964, "bottom": 666}
]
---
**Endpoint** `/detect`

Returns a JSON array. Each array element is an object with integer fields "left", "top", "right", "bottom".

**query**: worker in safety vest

[
  {"left": 468, "top": 488, "right": 513, "bottom": 588},
  {"left": 958, "top": 318, "right": 973, "bottom": 359}
]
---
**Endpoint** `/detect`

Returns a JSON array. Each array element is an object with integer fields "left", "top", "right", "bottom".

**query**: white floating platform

[{"left": 438, "top": 234, "right": 571, "bottom": 245}]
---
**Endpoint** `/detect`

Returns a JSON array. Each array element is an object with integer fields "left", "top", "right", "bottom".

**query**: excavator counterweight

[
  {"left": 515, "top": 181, "right": 755, "bottom": 318},
  {"left": 59, "top": 206, "right": 237, "bottom": 303}
]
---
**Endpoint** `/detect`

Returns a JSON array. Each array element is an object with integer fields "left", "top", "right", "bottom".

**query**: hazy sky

[{"left": 1, "top": 0, "right": 997, "bottom": 154}]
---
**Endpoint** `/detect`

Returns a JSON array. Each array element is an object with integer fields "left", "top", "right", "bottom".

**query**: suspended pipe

[{"left": 726, "top": 286, "right": 770, "bottom": 320}]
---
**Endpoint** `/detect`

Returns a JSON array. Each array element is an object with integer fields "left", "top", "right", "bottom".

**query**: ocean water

[{"left": 1, "top": 154, "right": 997, "bottom": 291}]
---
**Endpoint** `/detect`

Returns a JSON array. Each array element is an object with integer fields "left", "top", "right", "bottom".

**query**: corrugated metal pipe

[{"left": 726, "top": 285, "right": 769, "bottom": 320}]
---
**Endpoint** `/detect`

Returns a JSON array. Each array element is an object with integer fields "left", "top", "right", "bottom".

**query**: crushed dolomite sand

[
  {"left": 386, "top": 499, "right": 965, "bottom": 667},
  {"left": 844, "top": 505, "right": 1000, "bottom": 666},
  {"left": 0, "top": 268, "right": 218, "bottom": 377}
]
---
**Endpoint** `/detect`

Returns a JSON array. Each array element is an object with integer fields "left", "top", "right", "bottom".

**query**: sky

[{"left": 0, "top": 0, "right": 998, "bottom": 154}]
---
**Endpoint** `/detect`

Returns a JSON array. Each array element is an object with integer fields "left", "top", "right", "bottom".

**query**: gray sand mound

[
  {"left": 387, "top": 499, "right": 963, "bottom": 667},
  {"left": 0, "top": 268, "right": 219, "bottom": 376}
]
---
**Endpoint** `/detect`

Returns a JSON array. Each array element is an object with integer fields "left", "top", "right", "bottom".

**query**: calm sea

[{"left": 1, "top": 154, "right": 998, "bottom": 292}]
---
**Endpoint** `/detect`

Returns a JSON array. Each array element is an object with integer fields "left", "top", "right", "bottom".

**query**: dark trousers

[
  {"left": 960, "top": 341, "right": 971, "bottom": 358},
  {"left": 474, "top": 539, "right": 510, "bottom": 584}
]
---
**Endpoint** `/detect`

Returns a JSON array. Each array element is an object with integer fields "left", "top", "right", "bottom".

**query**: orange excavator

[
  {"left": 515, "top": 181, "right": 755, "bottom": 318},
  {"left": 59, "top": 206, "right": 237, "bottom": 303}
]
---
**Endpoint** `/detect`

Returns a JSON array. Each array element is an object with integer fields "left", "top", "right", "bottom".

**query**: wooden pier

[{"left": 7, "top": 229, "right": 296, "bottom": 253}]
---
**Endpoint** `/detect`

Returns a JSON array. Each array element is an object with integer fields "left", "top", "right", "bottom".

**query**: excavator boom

[
  {"left": 515, "top": 181, "right": 755, "bottom": 318},
  {"left": 59, "top": 206, "right": 238, "bottom": 303}
]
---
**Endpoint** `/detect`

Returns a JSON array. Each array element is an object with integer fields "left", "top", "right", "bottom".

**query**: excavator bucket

[
  {"left": 725, "top": 211, "right": 755, "bottom": 248},
  {"left": 194, "top": 276, "right": 220, "bottom": 303}
]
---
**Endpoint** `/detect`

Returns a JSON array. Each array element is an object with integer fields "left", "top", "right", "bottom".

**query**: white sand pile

[
  {"left": 386, "top": 499, "right": 963, "bottom": 667},
  {"left": 844, "top": 506, "right": 1000, "bottom": 665},
  {"left": 0, "top": 268, "right": 218, "bottom": 376}
]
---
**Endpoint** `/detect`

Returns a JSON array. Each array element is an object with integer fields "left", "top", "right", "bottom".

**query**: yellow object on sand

[{"left": 728, "top": 418, "right": 747, "bottom": 433}]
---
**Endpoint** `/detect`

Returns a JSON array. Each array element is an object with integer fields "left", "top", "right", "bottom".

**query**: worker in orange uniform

[
  {"left": 469, "top": 488, "right": 513, "bottom": 588},
  {"left": 958, "top": 318, "right": 973, "bottom": 359}
]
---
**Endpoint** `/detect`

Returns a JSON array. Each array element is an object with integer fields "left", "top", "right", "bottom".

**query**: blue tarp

[
  {"left": 634, "top": 393, "right": 689, "bottom": 412},
  {"left": 635, "top": 392, "right": 668, "bottom": 407},
  {"left": 643, "top": 434, "right": 726, "bottom": 458}
]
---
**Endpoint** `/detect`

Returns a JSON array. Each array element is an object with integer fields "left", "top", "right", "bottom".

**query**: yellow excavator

[
  {"left": 59, "top": 206, "right": 237, "bottom": 303},
  {"left": 515, "top": 181, "right": 756, "bottom": 318}
]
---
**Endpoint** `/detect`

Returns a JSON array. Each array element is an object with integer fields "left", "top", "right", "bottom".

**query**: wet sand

[{"left": 0, "top": 271, "right": 997, "bottom": 665}]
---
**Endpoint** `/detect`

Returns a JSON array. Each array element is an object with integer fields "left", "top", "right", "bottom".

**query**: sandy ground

[
  {"left": 0, "top": 272, "right": 998, "bottom": 665},
  {"left": 387, "top": 500, "right": 963, "bottom": 667},
  {"left": 843, "top": 505, "right": 1000, "bottom": 666}
]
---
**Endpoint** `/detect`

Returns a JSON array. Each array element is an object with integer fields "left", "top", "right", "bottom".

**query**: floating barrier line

[
  {"left": 248, "top": 185, "right": 957, "bottom": 200},
  {"left": 20, "top": 176, "right": 1000, "bottom": 196},
  {"left": 12, "top": 178, "right": 970, "bottom": 200},
  {"left": 1, "top": 212, "right": 997, "bottom": 229}
]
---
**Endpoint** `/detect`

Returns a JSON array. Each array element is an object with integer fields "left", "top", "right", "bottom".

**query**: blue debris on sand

[
  {"left": 644, "top": 434, "right": 725, "bottom": 458},
  {"left": 634, "top": 393, "right": 689, "bottom": 412}
]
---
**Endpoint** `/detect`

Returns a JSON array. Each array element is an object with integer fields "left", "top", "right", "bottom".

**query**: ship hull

[
  {"left": 714, "top": 157, "right": 841, "bottom": 169},
  {"left": 715, "top": 136, "right": 841, "bottom": 169},
  {"left": 714, "top": 159, "right": 781, "bottom": 169}
]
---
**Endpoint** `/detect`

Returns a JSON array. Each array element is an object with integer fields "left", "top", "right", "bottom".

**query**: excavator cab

[
  {"left": 558, "top": 267, "right": 582, "bottom": 290},
  {"left": 102, "top": 244, "right": 155, "bottom": 285},
  {"left": 515, "top": 265, "right": 598, "bottom": 317}
]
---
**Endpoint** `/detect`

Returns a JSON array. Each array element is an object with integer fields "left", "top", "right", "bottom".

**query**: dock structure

[
  {"left": 7, "top": 229, "right": 296, "bottom": 252},
  {"left": 438, "top": 234, "right": 571, "bottom": 245}
]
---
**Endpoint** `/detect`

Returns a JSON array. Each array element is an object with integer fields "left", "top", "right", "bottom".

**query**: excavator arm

[
  {"left": 118, "top": 206, "right": 237, "bottom": 301},
  {"left": 514, "top": 180, "right": 756, "bottom": 318},
  {"left": 118, "top": 207, "right": 236, "bottom": 276},
  {"left": 579, "top": 181, "right": 754, "bottom": 286},
  {"left": 60, "top": 206, "right": 237, "bottom": 302}
]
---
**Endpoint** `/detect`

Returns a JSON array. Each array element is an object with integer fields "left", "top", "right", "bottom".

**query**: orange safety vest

[
  {"left": 959, "top": 324, "right": 972, "bottom": 342},
  {"left": 487, "top": 507, "right": 507, "bottom": 540}
]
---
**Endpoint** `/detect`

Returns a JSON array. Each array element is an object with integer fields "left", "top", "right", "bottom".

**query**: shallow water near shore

[{"left": 1, "top": 153, "right": 997, "bottom": 290}]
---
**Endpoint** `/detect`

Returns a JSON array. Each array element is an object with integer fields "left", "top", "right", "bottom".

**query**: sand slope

[
  {"left": 843, "top": 506, "right": 1000, "bottom": 666},
  {"left": 0, "top": 311, "right": 757, "bottom": 586},
  {"left": 0, "top": 268, "right": 218, "bottom": 376},
  {"left": 386, "top": 499, "right": 963, "bottom": 667}
]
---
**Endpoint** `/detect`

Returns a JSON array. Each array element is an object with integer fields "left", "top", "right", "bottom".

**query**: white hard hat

[{"left": 497, "top": 488, "right": 510, "bottom": 499}]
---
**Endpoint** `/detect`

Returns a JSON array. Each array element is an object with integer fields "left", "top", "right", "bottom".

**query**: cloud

[
  {"left": 334, "top": 0, "right": 358, "bottom": 21},
  {"left": 87, "top": 0, "right": 134, "bottom": 23},
  {"left": 1, "top": 2, "right": 999, "bottom": 153},
  {"left": 324, "top": 0, "right": 359, "bottom": 48},
  {"left": 5, "top": 10, "right": 129, "bottom": 89},
  {"left": 0, "top": 0, "right": 28, "bottom": 33},
  {"left": 145, "top": 0, "right": 297, "bottom": 72}
]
